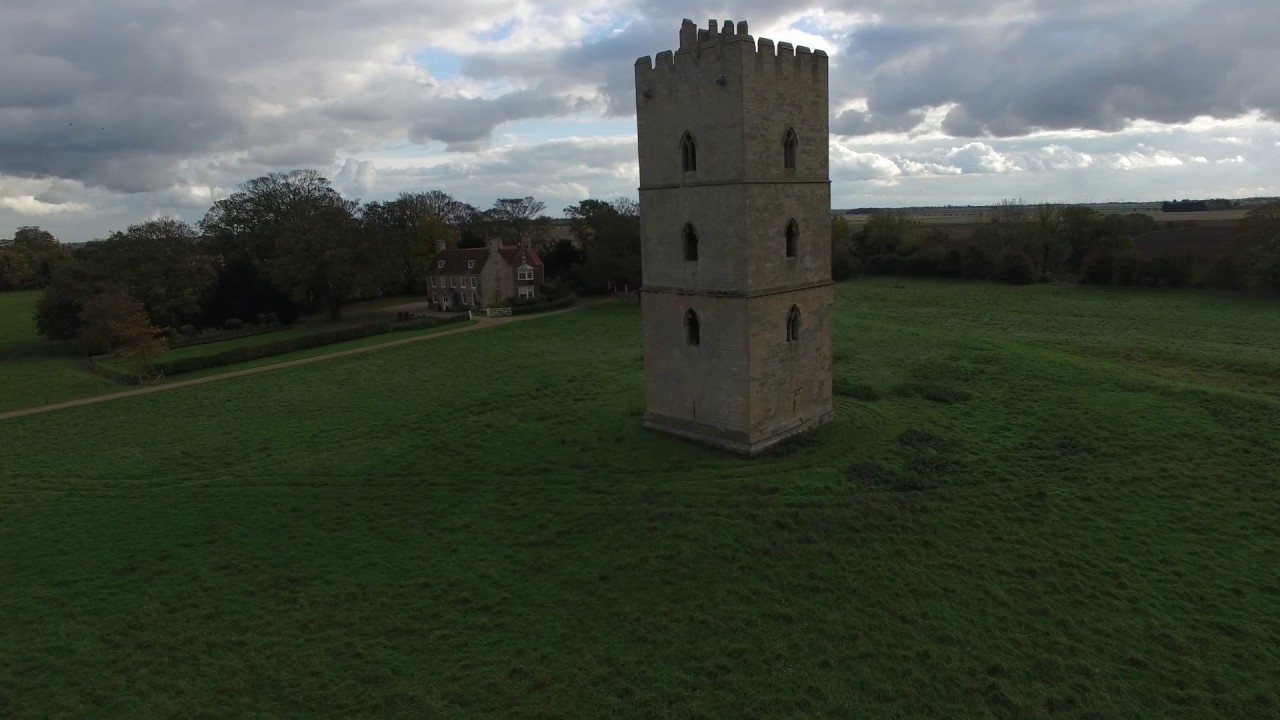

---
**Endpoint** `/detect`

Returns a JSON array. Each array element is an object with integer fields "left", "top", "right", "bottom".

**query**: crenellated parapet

[{"left": 634, "top": 18, "right": 828, "bottom": 93}]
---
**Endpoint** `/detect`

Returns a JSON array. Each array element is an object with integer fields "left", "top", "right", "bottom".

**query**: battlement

[{"left": 634, "top": 18, "right": 827, "bottom": 86}]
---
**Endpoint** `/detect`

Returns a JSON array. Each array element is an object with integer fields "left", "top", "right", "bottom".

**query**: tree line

[
  {"left": 832, "top": 200, "right": 1280, "bottom": 293},
  {"left": 6, "top": 169, "right": 641, "bottom": 360}
]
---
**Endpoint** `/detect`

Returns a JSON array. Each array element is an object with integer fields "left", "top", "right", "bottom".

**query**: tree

[
  {"left": 77, "top": 294, "right": 168, "bottom": 373},
  {"left": 97, "top": 218, "right": 216, "bottom": 328},
  {"left": 1234, "top": 201, "right": 1280, "bottom": 293},
  {"left": 2, "top": 226, "right": 69, "bottom": 287},
  {"left": 35, "top": 257, "right": 104, "bottom": 341},
  {"left": 266, "top": 196, "right": 372, "bottom": 320},
  {"left": 565, "top": 198, "right": 640, "bottom": 292},
  {"left": 362, "top": 192, "right": 459, "bottom": 294},
  {"left": 199, "top": 170, "right": 353, "bottom": 324},
  {"left": 0, "top": 247, "right": 34, "bottom": 290},
  {"left": 489, "top": 196, "right": 546, "bottom": 245},
  {"left": 854, "top": 210, "right": 914, "bottom": 259}
]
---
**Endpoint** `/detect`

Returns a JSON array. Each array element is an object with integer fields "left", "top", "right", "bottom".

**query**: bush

[
  {"left": 994, "top": 252, "right": 1036, "bottom": 285},
  {"left": 179, "top": 324, "right": 197, "bottom": 336},
  {"left": 510, "top": 294, "right": 576, "bottom": 316},
  {"left": 156, "top": 315, "right": 469, "bottom": 376},
  {"left": 224, "top": 318, "right": 244, "bottom": 330},
  {"left": 961, "top": 247, "right": 996, "bottom": 280}
]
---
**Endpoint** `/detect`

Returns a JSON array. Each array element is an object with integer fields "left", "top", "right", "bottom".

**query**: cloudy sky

[{"left": 2, "top": 0, "right": 1278, "bottom": 242}]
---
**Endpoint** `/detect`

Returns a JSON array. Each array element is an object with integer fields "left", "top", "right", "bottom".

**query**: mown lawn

[
  {"left": 0, "top": 291, "right": 119, "bottom": 412},
  {"left": 2, "top": 279, "right": 1278, "bottom": 718}
]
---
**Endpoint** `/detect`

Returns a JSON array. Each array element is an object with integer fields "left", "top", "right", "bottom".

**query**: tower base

[{"left": 644, "top": 411, "right": 834, "bottom": 458}]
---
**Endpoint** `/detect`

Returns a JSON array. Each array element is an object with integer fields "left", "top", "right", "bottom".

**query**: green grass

[
  {"left": 3, "top": 279, "right": 1279, "bottom": 718},
  {"left": 0, "top": 292, "right": 444, "bottom": 411},
  {"left": 0, "top": 291, "right": 120, "bottom": 411},
  {"left": 172, "top": 319, "right": 478, "bottom": 380},
  {"left": 113, "top": 293, "right": 434, "bottom": 367}
]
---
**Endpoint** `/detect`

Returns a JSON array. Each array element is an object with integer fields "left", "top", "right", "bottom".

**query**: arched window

[
  {"left": 783, "top": 128, "right": 797, "bottom": 169},
  {"left": 683, "top": 223, "right": 699, "bottom": 261},
  {"left": 685, "top": 309, "right": 701, "bottom": 346},
  {"left": 785, "top": 219, "right": 798, "bottom": 258},
  {"left": 786, "top": 305, "right": 801, "bottom": 343},
  {"left": 681, "top": 132, "right": 697, "bottom": 172}
]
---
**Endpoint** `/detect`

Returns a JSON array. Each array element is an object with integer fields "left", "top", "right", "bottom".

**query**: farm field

[
  {"left": 839, "top": 207, "right": 1248, "bottom": 228},
  {"left": 3, "top": 279, "right": 1280, "bottom": 718}
]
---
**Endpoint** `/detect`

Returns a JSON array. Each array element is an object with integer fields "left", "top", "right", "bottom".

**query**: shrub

[
  {"left": 1080, "top": 250, "right": 1116, "bottom": 285},
  {"left": 994, "top": 252, "right": 1036, "bottom": 285},
  {"left": 961, "top": 247, "right": 996, "bottom": 280},
  {"left": 179, "top": 324, "right": 197, "bottom": 336},
  {"left": 156, "top": 315, "right": 469, "bottom": 376},
  {"left": 510, "top": 294, "right": 576, "bottom": 316},
  {"left": 1111, "top": 252, "right": 1142, "bottom": 287},
  {"left": 224, "top": 318, "right": 244, "bottom": 330},
  {"left": 936, "top": 248, "right": 964, "bottom": 279}
]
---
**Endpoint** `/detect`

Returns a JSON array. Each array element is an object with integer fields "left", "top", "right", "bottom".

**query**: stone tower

[{"left": 634, "top": 18, "right": 834, "bottom": 456}]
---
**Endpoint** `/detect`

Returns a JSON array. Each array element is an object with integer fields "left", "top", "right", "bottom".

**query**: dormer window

[
  {"left": 683, "top": 223, "right": 699, "bottom": 261},
  {"left": 467, "top": 260, "right": 475, "bottom": 269},
  {"left": 783, "top": 128, "right": 797, "bottom": 169},
  {"left": 680, "top": 132, "right": 697, "bottom": 172},
  {"left": 437, "top": 260, "right": 445, "bottom": 269}
]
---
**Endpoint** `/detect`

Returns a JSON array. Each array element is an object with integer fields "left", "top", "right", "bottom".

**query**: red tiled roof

[{"left": 497, "top": 246, "right": 543, "bottom": 268}]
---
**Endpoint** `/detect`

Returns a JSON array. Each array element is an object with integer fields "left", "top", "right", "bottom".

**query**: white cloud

[{"left": 0, "top": 196, "right": 91, "bottom": 215}]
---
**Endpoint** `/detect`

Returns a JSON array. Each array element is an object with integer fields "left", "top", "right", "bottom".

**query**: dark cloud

[
  {"left": 2, "top": 0, "right": 1279, "bottom": 239},
  {"left": 835, "top": 1, "right": 1280, "bottom": 137},
  {"left": 407, "top": 91, "right": 583, "bottom": 150}
]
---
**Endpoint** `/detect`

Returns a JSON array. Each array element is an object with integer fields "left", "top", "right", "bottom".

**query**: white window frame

[
  {"left": 470, "top": 277, "right": 477, "bottom": 288},
  {"left": 518, "top": 285, "right": 535, "bottom": 299},
  {"left": 467, "top": 260, "right": 475, "bottom": 269},
  {"left": 518, "top": 267, "right": 534, "bottom": 281},
  {"left": 437, "top": 260, "right": 445, "bottom": 269},
  {"left": 430, "top": 277, "right": 436, "bottom": 287}
]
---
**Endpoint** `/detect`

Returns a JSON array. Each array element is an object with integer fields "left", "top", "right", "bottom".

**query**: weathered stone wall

[
  {"left": 746, "top": 284, "right": 834, "bottom": 441},
  {"left": 641, "top": 292, "right": 751, "bottom": 437}
]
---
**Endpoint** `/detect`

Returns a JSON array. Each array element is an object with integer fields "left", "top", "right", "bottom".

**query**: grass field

[
  {"left": 3, "top": 279, "right": 1279, "bottom": 718},
  {"left": 0, "top": 293, "right": 442, "bottom": 411},
  {"left": 0, "top": 291, "right": 120, "bottom": 411}
]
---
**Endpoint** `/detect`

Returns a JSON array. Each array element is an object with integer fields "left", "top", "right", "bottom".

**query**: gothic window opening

[
  {"left": 681, "top": 132, "right": 697, "bottom": 172},
  {"left": 683, "top": 223, "right": 699, "bottom": 261},
  {"left": 783, "top": 128, "right": 797, "bottom": 169},
  {"left": 785, "top": 219, "right": 799, "bottom": 258},
  {"left": 685, "top": 309, "right": 701, "bottom": 346},
  {"left": 786, "top": 305, "right": 801, "bottom": 343}
]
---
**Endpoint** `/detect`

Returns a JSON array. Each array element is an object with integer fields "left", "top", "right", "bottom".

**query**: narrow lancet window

[
  {"left": 681, "top": 132, "right": 697, "bottom": 172},
  {"left": 786, "top": 306, "right": 801, "bottom": 343},
  {"left": 783, "top": 128, "right": 798, "bottom": 169},
  {"left": 683, "top": 223, "right": 699, "bottom": 261},
  {"left": 785, "top": 219, "right": 798, "bottom": 258},
  {"left": 685, "top": 309, "right": 701, "bottom": 346}
]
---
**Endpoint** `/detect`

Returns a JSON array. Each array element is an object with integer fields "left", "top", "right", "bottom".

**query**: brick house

[{"left": 426, "top": 241, "right": 545, "bottom": 310}]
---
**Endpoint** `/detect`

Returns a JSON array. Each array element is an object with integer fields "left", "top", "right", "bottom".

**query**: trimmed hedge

[
  {"left": 169, "top": 323, "right": 290, "bottom": 349},
  {"left": 155, "top": 314, "right": 468, "bottom": 376},
  {"left": 510, "top": 294, "right": 576, "bottom": 315}
]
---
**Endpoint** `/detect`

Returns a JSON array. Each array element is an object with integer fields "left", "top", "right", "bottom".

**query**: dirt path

[{"left": 0, "top": 300, "right": 616, "bottom": 422}]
